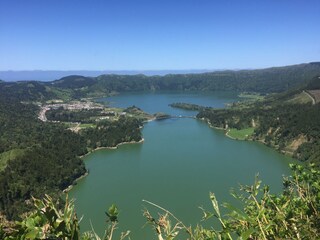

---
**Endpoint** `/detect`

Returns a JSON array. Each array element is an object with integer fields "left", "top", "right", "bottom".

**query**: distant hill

[
  {"left": 1, "top": 62, "right": 320, "bottom": 101},
  {"left": 0, "top": 81, "right": 55, "bottom": 101},
  {"left": 306, "top": 75, "right": 320, "bottom": 90},
  {"left": 49, "top": 62, "right": 320, "bottom": 95},
  {"left": 0, "top": 69, "right": 212, "bottom": 82}
]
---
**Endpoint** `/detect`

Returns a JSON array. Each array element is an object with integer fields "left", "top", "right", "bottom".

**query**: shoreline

[
  {"left": 63, "top": 138, "right": 145, "bottom": 193},
  {"left": 79, "top": 138, "right": 145, "bottom": 159},
  {"left": 225, "top": 129, "right": 237, "bottom": 140},
  {"left": 63, "top": 171, "right": 89, "bottom": 193},
  {"left": 200, "top": 117, "right": 295, "bottom": 157}
]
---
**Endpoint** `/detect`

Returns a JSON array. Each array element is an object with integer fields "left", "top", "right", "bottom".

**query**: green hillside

[
  {"left": 49, "top": 62, "right": 320, "bottom": 98},
  {"left": 197, "top": 76, "right": 320, "bottom": 165},
  {"left": 1, "top": 62, "right": 320, "bottom": 103},
  {"left": 0, "top": 94, "right": 143, "bottom": 220}
]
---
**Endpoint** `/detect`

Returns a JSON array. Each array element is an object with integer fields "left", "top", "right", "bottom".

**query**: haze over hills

[
  {"left": 1, "top": 62, "right": 320, "bottom": 103},
  {"left": 0, "top": 69, "right": 215, "bottom": 82},
  {"left": 1, "top": 62, "right": 319, "bottom": 82}
]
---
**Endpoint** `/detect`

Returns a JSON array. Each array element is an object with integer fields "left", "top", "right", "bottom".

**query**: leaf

[
  {"left": 210, "top": 192, "right": 221, "bottom": 218},
  {"left": 25, "top": 218, "right": 35, "bottom": 229},
  {"left": 240, "top": 228, "right": 255, "bottom": 240},
  {"left": 25, "top": 229, "right": 39, "bottom": 239},
  {"left": 223, "top": 203, "right": 251, "bottom": 222},
  {"left": 106, "top": 204, "right": 119, "bottom": 222}
]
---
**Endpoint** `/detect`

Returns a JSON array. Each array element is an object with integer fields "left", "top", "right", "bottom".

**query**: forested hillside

[
  {"left": 0, "top": 94, "right": 143, "bottom": 220},
  {"left": 0, "top": 96, "right": 87, "bottom": 219},
  {"left": 0, "top": 81, "right": 55, "bottom": 101},
  {"left": 197, "top": 76, "right": 320, "bottom": 165},
  {"left": 1, "top": 63, "right": 320, "bottom": 102},
  {"left": 50, "top": 62, "right": 320, "bottom": 97}
]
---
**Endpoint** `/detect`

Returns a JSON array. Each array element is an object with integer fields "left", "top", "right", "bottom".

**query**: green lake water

[{"left": 70, "top": 92, "right": 294, "bottom": 239}]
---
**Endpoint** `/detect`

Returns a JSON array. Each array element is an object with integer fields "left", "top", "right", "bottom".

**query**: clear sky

[{"left": 1, "top": 0, "right": 319, "bottom": 71}]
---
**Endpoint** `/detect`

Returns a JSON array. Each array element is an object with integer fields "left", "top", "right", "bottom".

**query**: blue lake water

[{"left": 70, "top": 92, "right": 294, "bottom": 239}]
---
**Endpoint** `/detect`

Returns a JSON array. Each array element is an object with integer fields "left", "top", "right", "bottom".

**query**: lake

[{"left": 70, "top": 91, "right": 294, "bottom": 239}]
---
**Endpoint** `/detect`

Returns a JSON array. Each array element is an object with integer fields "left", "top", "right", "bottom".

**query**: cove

[{"left": 69, "top": 92, "right": 294, "bottom": 239}]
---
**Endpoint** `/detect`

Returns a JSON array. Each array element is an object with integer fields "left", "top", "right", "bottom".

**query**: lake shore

[
  {"left": 200, "top": 117, "right": 295, "bottom": 158},
  {"left": 79, "top": 138, "right": 145, "bottom": 159},
  {"left": 63, "top": 171, "right": 89, "bottom": 193},
  {"left": 63, "top": 138, "right": 145, "bottom": 193}
]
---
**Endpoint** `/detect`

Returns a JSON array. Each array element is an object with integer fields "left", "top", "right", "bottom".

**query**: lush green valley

[{"left": 0, "top": 63, "right": 320, "bottom": 239}]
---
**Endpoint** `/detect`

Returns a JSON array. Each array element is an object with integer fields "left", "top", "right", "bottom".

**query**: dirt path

[
  {"left": 303, "top": 90, "right": 316, "bottom": 105},
  {"left": 38, "top": 106, "right": 49, "bottom": 121},
  {"left": 69, "top": 123, "right": 81, "bottom": 132}
]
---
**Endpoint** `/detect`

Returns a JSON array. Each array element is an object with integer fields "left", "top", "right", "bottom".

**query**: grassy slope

[{"left": 227, "top": 128, "right": 255, "bottom": 140}]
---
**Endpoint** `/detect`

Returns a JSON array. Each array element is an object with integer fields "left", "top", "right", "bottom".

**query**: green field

[
  {"left": 79, "top": 123, "right": 96, "bottom": 128},
  {"left": 227, "top": 128, "right": 255, "bottom": 140}
]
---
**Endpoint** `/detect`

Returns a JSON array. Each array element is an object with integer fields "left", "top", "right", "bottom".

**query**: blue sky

[{"left": 1, "top": 0, "right": 319, "bottom": 70}]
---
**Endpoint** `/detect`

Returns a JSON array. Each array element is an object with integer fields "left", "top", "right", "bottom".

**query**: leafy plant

[
  {"left": 143, "top": 164, "right": 320, "bottom": 239},
  {"left": 0, "top": 195, "right": 129, "bottom": 240},
  {"left": 1, "top": 164, "right": 319, "bottom": 239}
]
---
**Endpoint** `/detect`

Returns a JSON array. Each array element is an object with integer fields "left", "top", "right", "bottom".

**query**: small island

[{"left": 169, "top": 102, "right": 208, "bottom": 111}]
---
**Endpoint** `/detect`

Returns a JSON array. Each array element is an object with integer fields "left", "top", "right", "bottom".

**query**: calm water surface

[{"left": 70, "top": 92, "right": 294, "bottom": 239}]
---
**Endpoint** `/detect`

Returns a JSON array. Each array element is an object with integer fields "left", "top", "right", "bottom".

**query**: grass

[
  {"left": 0, "top": 149, "right": 25, "bottom": 171},
  {"left": 79, "top": 123, "right": 95, "bottom": 128},
  {"left": 227, "top": 128, "right": 255, "bottom": 140}
]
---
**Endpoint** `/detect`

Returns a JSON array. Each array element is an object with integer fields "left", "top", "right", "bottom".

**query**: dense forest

[{"left": 0, "top": 94, "right": 143, "bottom": 220}]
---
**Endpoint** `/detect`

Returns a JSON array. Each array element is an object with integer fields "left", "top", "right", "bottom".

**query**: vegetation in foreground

[{"left": 1, "top": 164, "right": 319, "bottom": 239}]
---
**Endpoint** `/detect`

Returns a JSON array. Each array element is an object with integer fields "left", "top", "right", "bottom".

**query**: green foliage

[
  {"left": 197, "top": 96, "right": 320, "bottom": 165},
  {"left": 88, "top": 63, "right": 320, "bottom": 94},
  {"left": 0, "top": 149, "right": 25, "bottom": 172},
  {"left": 0, "top": 96, "right": 143, "bottom": 220},
  {"left": 169, "top": 102, "right": 208, "bottom": 111},
  {"left": 1, "top": 164, "right": 319, "bottom": 239},
  {"left": 2, "top": 63, "right": 320, "bottom": 103},
  {"left": 4, "top": 195, "right": 80, "bottom": 239},
  {"left": 144, "top": 164, "right": 320, "bottom": 239},
  {"left": 0, "top": 81, "right": 55, "bottom": 102},
  {"left": 1, "top": 195, "right": 129, "bottom": 240},
  {"left": 0, "top": 96, "right": 88, "bottom": 219},
  {"left": 81, "top": 116, "right": 142, "bottom": 149}
]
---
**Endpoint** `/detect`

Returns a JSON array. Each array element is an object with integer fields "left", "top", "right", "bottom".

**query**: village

[{"left": 37, "top": 100, "right": 155, "bottom": 132}]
